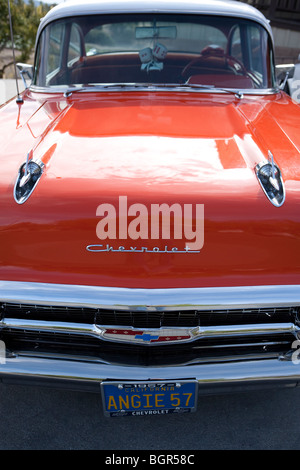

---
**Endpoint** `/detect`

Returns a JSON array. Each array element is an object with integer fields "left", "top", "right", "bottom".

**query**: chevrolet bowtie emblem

[
  {"left": 135, "top": 333, "right": 159, "bottom": 342},
  {"left": 100, "top": 327, "right": 199, "bottom": 344}
]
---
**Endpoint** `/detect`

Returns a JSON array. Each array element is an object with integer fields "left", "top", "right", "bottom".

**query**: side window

[
  {"left": 248, "top": 25, "right": 263, "bottom": 75},
  {"left": 33, "top": 38, "right": 42, "bottom": 85},
  {"left": 68, "top": 24, "right": 82, "bottom": 65},
  {"left": 47, "top": 22, "right": 65, "bottom": 76},
  {"left": 230, "top": 26, "right": 242, "bottom": 62}
]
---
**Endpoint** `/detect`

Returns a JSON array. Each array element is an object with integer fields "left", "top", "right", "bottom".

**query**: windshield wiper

[
  {"left": 100, "top": 82, "right": 244, "bottom": 98},
  {"left": 62, "top": 83, "right": 152, "bottom": 96},
  {"left": 63, "top": 85, "right": 88, "bottom": 97},
  {"left": 62, "top": 82, "right": 244, "bottom": 99},
  {"left": 98, "top": 82, "right": 244, "bottom": 97},
  {"left": 99, "top": 83, "right": 162, "bottom": 90},
  {"left": 151, "top": 82, "right": 244, "bottom": 98}
]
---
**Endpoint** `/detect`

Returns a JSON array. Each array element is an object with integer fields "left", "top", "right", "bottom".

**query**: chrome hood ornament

[
  {"left": 14, "top": 152, "right": 44, "bottom": 204},
  {"left": 256, "top": 151, "right": 285, "bottom": 207}
]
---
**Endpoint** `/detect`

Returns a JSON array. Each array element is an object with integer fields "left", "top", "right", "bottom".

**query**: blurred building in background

[{"left": 240, "top": 0, "right": 300, "bottom": 64}]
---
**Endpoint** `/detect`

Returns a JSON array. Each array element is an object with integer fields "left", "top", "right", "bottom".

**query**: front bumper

[
  {"left": 1, "top": 281, "right": 300, "bottom": 394},
  {"left": 1, "top": 354, "right": 300, "bottom": 394}
]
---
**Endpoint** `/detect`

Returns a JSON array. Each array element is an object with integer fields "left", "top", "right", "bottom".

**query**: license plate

[{"left": 101, "top": 380, "right": 198, "bottom": 417}]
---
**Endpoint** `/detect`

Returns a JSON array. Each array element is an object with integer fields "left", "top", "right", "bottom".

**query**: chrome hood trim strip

[{"left": 0, "top": 281, "right": 300, "bottom": 311}]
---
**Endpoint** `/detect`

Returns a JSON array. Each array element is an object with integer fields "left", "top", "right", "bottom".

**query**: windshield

[{"left": 34, "top": 13, "right": 274, "bottom": 90}]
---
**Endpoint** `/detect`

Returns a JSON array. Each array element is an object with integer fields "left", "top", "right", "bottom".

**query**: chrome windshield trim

[
  {"left": 29, "top": 84, "right": 279, "bottom": 96},
  {"left": 0, "top": 281, "right": 300, "bottom": 311}
]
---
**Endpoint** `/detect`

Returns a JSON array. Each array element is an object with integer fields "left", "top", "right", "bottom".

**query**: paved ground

[{"left": 0, "top": 382, "right": 299, "bottom": 450}]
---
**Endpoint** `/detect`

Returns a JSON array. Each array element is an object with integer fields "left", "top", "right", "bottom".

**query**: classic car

[{"left": 1, "top": 0, "right": 300, "bottom": 417}]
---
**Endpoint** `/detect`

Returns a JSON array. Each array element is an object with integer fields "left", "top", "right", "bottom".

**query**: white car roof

[{"left": 38, "top": 0, "right": 272, "bottom": 36}]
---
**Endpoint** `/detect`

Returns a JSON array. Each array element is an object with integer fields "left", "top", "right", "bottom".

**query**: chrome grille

[
  {"left": 0, "top": 328, "right": 295, "bottom": 366},
  {"left": 0, "top": 302, "right": 299, "bottom": 366},
  {"left": 1, "top": 303, "right": 297, "bottom": 327}
]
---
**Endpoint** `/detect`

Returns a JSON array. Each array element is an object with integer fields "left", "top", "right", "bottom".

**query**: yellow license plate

[{"left": 101, "top": 381, "right": 198, "bottom": 417}]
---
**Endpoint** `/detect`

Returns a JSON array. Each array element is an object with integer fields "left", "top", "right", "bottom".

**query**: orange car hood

[{"left": 1, "top": 90, "right": 300, "bottom": 288}]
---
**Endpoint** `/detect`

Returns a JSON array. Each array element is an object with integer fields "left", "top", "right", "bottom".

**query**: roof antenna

[{"left": 7, "top": 0, "right": 23, "bottom": 104}]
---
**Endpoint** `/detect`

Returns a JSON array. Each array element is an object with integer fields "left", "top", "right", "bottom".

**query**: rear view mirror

[
  {"left": 16, "top": 63, "right": 33, "bottom": 89},
  {"left": 136, "top": 26, "right": 177, "bottom": 39},
  {"left": 275, "top": 64, "right": 295, "bottom": 91}
]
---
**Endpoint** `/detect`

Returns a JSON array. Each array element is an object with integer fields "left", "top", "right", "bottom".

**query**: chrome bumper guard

[{"left": 0, "top": 281, "right": 300, "bottom": 393}]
